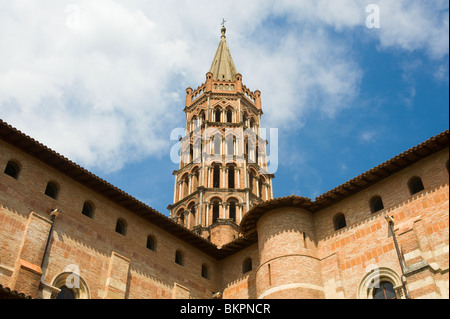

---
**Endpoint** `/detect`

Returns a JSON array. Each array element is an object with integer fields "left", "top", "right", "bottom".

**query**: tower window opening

[
  {"left": 229, "top": 202, "right": 236, "bottom": 222},
  {"left": 255, "top": 146, "right": 259, "bottom": 165},
  {"left": 215, "top": 109, "right": 221, "bottom": 122},
  {"left": 213, "top": 166, "right": 220, "bottom": 188},
  {"left": 249, "top": 172, "right": 254, "bottom": 192},
  {"left": 258, "top": 179, "right": 263, "bottom": 198},
  {"left": 189, "top": 205, "right": 196, "bottom": 228},
  {"left": 226, "top": 136, "right": 234, "bottom": 156},
  {"left": 214, "top": 135, "right": 221, "bottom": 155},
  {"left": 183, "top": 175, "right": 189, "bottom": 197},
  {"left": 178, "top": 211, "right": 185, "bottom": 227},
  {"left": 212, "top": 201, "right": 220, "bottom": 223},
  {"left": 228, "top": 166, "right": 235, "bottom": 189},
  {"left": 227, "top": 109, "right": 232, "bottom": 123}
]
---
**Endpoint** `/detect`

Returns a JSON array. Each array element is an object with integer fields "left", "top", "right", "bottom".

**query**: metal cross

[{"left": 221, "top": 18, "right": 226, "bottom": 27}]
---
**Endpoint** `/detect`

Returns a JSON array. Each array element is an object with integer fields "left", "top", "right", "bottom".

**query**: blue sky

[{"left": 0, "top": 1, "right": 448, "bottom": 216}]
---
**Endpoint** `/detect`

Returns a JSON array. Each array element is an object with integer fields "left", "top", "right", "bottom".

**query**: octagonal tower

[{"left": 168, "top": 25, "right": 274, "bottom": 247}]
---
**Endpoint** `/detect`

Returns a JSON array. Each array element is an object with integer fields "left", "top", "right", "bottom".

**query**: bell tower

[{"left": 168, "top": 25, "right": 274, "bottom": 247}]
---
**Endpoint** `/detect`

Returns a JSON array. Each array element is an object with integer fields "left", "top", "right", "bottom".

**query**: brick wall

[
  {"left": 315, "top": 149, "right": 449, "bottom": 299},
  {"left": 1, "top": 136, "right": 448, "bottom": 299},
  {"left": 0, "top": 139, "right": 221, "bottom": 299}
]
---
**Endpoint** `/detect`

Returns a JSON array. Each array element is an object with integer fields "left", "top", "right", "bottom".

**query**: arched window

[
  {"left": 213, "top": 166, "right": 220, "bottom": 188},
  {"left": 357, "top": 267, "right": 403, "bottom": 299},
  {"left": 215, "top": 109, "right": 221, "bottom": 122},
  {"left": 115, "top": 219, "right": 126, "bottom": 236},
  {"left": 212, "top": 201, "right": 220, "bottom": 223},
  {"left": 333, "top": 213, "right": 347, "bottom": 231},
  {"left": 56, "top": 286, "right": 75, "bottom": 299},
  {"left": 228, "top": 166, "right": 235, "bottom": 189},
  {"left": 249, "top": 171, "right": 254, "bottom": 192},
  {"left": 373, "top": 281, "right": 397, "bottom": 299},
  {"left": 243, "top": 258, "right": 252, "bottom": 274},
  {"left": 52, "top": 271, "right": 90, "bottom": 299},
  {"left": 199, "top": 111, "right": 205, "bottom": 124},
  {"left": 177, "top": 210, "right": 185, "bottom": 226},
  {"left": 4, "top": 161, "right": 20, "bottom": 179},
  {"left": 81, "top": 201, "right": 94, "bottom": 218},
  {"left": 226, "top": 135, "right": 234, "bottom": 156},
  {"left": 255, "top": 146, "right": 259, "bottom": 165},
  {"left": 147, "top": 236, "right": 156, "bottom": 251},
  {"left": 182, "top": 174, "right": 189, "bottom": 197},
  {"left": 408, "top": 176, "right": 424, "bottom": 195},
  {"left": 258, "top": 178, "right": 263, "bottom": 198},
  {"left": 193, "top": 168, "right": 199, "bottom": 190},
  {"left": 44, "top": 182, "right": 58, "bottom": 199},
  {"left": 214, "top": 135, "right": 221, "bottom": 155},
  {"left": 192, "top": 116, "right": 198, "bottom": 131},
  {"left": 370, "top": 196, "right": 384, "bottom": 214},
  {"left": 229, "top": 201, "right": 236, "bottom": 222},
  {"left": 189, "top": 204, "right": 196, "bottom": 228},
  {"left": 201, "top": 264, "right": 209, "bottom": 279},
  {"left": 227, "top": 109, "right": 232, "bottom": 123},
  {"left": 175, "top": 250, "right": 184, "bottom": 266}
]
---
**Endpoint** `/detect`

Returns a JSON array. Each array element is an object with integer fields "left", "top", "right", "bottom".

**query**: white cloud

[
  {"left": 359, "top": 131, "right": 378, "bottom": 143},
  {"left": 375, "top": 0, "right": 449, "bottom": 59},
  {"left": 243, "top": 29, "right": 362, "bottom": 129},
  {"left": 0, "top": 0, "right": 447, "bottom": 174}
]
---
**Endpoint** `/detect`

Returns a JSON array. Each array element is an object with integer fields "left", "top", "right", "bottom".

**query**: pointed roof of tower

[{"left": 209, "top": 25, "right": 238, "bottom": 81}]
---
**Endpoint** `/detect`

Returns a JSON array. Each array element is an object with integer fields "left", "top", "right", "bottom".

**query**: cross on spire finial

[{"left": 220, "top": 19, "right": 227, "bottom": 38}]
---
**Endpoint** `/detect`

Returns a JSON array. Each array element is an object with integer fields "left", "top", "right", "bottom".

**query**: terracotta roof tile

[
  {"left": 1, "top": 118, "right": 448, "bottom": 258},
  {"left": 0, "top": 284, "right": 32, "bottom": 299},
  {"left": 241, "top": 130, "right": 449, "bottom": 235}
]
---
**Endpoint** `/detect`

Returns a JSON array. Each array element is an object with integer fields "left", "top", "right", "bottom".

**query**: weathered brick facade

[{"left": 0, "top": 26, "right": 448, "bottom": 300}]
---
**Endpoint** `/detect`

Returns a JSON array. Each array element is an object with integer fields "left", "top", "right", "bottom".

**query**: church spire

[{"left": 209, "top": 22, "right": 237, "bottom": 81}]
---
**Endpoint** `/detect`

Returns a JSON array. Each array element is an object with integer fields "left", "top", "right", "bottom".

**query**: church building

[{"left": 0, "top": 26, "right": 448, "bottom": 299}]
